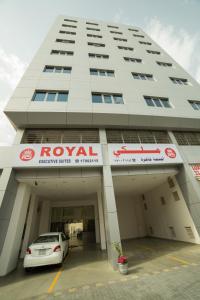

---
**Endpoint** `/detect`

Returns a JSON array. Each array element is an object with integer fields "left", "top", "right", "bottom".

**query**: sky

[{"left": 0, "top": 0, "right": 200, "bottom": 145}]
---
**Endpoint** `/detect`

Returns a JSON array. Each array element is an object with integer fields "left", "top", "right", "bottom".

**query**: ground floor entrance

[{"left": 0, "top": 165, "right": 200, "bottom": 277}]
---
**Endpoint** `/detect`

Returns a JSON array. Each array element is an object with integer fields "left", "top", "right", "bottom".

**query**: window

[
  {"left": 87, "top": 34, "right": 102, "bottom": 38},
  {"left": 118, "top": 46, "right": 133, "bottom": 51},
  {"left": 88, "top": 42, "right": 105, "bottom": 47},
  {"left": 156, "top": 61, "right": 172, "bottom": 67},
  {"left": 62, "top": 24, "right": 77, "bottom": 28},
  {"left": 59, "top": 30, "right": 76, "bottom": 35},
  {"left": 106, "top": 129, "right": 171, "bottom": 144},
  {"left": 147, "top": 50, "right": 160, "bottom": 55},
  {"left": 88, "top": 53, "right": 109, "bottom": 59},
  {"left": 149, "top": 226, "right": 154, "bottom": 235},
  {"left": 86, "top": 22, "right": 98, "bottom": 26},
  {"left": 133, "top": 34, "right": 144, "bottom": 38},
  {"left": 170, "top": 77, "right": 189, "bottom": 85},
  {"left": 139, "top": 41, "right": 152, "bottom": 45},
  {"left": 167, "top": 177, "right": 175, "bottom": 188},
  {"left": 114, "top": 37, "right": 127, "bottom": 42},
  {"left": 169, "top": 226, "right": 176, "bottom": 238},
  {"left": 92, "top": 93, "right": 123, "bottom": 104},
  {"left": 110, "top": 31, "right": 122, "bottom": 35},
  {"left": 64, "top": 19, "right": 77, "bottom": 23},
  {"left": 51, "top": 50, "right": 73, "bottom": 56},
  {"left": 124, "top": 57, "right": 142, "bottom": 63},
  {"left": 144, "top": 96, "right": 171, "bottom": 108},
  {"left": 128, "top": 28, "right": 139, "bottom": 32},
  {"left": 132, "top": 72, "right": 154, "bottom": 81},
  {"left": 90, "top": 68, "right": 114, "bottom": 77},
  {"left": 172, "top": 191, "right": 180, "bottom": 201},
  {"left": 185, "top": 227, "right": 195, "bottom": 239},
  {"left": 160, "top": 197, "right": 166, "bottom": 205},
  {"left": 87, "top": 27, "right": 100, "bottom": 31},
  {"left": 56, "top": 38, "right": 75, "bottom": 44},
  {"left": 108, "top": 25, "right": 119, "bottom": 29},
  {"left": 189, "top": 100, "right": 200, "bottom": 110},
  {"left": 32, "top": 91, "right": 68, "bottom": 102},
  {"left": 173, "top": 131, "right": 200, "bottom": 145},
  {"left": 22, "top": 129, "right": 100, "bottom": 143},
  {"left": 43, "top": 66, "right": 71, "bottom": 74}
]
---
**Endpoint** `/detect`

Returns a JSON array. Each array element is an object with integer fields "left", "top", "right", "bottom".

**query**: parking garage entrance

[
  {"left": 112, "top": 166, "right": 200, "bottom": 246},
  {"left": 50, "top": 206, "right": 96, "bottom": 247}
]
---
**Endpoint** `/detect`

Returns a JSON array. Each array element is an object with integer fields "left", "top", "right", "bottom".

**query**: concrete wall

[
  {"left": 143, "top": 177, "right": 200, "bottom": 244},
  {"left": 4, "top": 15, "right": 200, "bottom": 129},
  {"left": 116, "top": 195, "right": 146, "bottom": 240}
]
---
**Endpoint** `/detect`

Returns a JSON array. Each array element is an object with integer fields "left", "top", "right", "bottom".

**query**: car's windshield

[{"left": 34, "top": 235, "right": 59, "bottom": 243}]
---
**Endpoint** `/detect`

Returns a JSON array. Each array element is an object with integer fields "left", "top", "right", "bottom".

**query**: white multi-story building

[{"left": 1, "top": 15, "right": 200, "bottom": 276}]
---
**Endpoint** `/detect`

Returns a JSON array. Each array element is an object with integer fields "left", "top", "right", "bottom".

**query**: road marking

[
  {"left": 108, "top": 280, "right": 116, "bottom": 284},
  {"left": 163, "top": 269, "right": 170, "bottom": 272},
  {"left": 120, "top": 278, "right": 128, "bottom": 282},
  {"left": 82, "top": 285, "right": 90, "bottom": 290},
  {"left": 48, "top": 250, "right": 71, "bottom": 293},
  {"left": 131, "top": 275, "right": 139, "bottom": 279},
  {"left": 48, "top": 268, "right": 63, "bottom": 294},
  {"left": 68, "top": 288, "right": 76, "bottom": 293},
  {"left": 96, "top": 283, "right": 104, "bottom": 287},
  {"left": 168, "top": 256, "right": 190, "bottom": 265}
]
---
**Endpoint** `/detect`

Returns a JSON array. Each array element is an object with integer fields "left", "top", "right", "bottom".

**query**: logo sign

[
  {"left": 191, "top": 165, "right": 200, "bottom": 177},
  {"left": 108, "top": 144, "right": 183, "bottom": 166},
  {"left": 15, "top": 144, "right": 102, "bottom": 167}
]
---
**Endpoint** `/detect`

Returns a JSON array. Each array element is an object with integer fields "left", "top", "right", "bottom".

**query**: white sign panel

[
  {"left": 14, "top": 144, "right": 102, "bottom": 167},
  {"left": 108, "top": 144, "right": 183, "bottom": 166}
]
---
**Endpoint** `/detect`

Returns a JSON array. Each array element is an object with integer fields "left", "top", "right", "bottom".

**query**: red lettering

[
  {"left": 53, "top": 147, "right": 64, "bottom": 157},
  {"left": 76, "top": 147, "right": 87, "bottom": 156},
  {"left": 66, "top": 146, "right": 76, "bottom": 156},
  {"left": 40, "top": 147, "right": 51, "bottom": 157},
  {"left": 89, "top": 146, "right": 97, "bottom": 156}
]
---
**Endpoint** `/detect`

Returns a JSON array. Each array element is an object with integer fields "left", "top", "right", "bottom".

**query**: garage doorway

[
  {"left": 50, "top": 206, "right": 96, "bottom": 247},
  {"left": 113, "top": 168, "right": 200, "bottom": 245}
]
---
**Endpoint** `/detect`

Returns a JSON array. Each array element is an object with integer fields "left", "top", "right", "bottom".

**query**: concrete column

[
  {"left": 0, "top": 168, "right": 13, "bottom": 207},
  {"left": 13, "top": 129, "right": 24, "bottom": 145},
  {"left": 100, "top": 129, "right": 121, "bottom": 269},
  {"left": 20, "top": 194, "right": 37, "bottom": 258},
  {"left": 94, "top": 202, "right": 100, "bottom": 244},
  {"left": 39, "top": 200, "right": 51, "bottom": 234},
  {"left": 97, "top": 190, "right": 106, "bottom": 250},
  {"left": 0, "top": 183, "right": 31, "bottom": 276}
]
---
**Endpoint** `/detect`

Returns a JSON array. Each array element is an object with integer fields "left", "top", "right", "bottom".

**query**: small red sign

[
  {"left": 20, "top": 148, "right": 35, "bottom": 161},
  {"left": 165, "top": 147, "right": 176, "bottom": 158}
]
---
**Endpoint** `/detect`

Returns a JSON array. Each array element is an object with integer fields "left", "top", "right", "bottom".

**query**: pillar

[
  {"left": 0, "top": 183, "right": 31, "bottom": 276},
  {"left": 97, "top": 190, "right": 106, "bottom": 250},
  {"left": 100, "top": 129, "right": 122, "bottom": 269}
]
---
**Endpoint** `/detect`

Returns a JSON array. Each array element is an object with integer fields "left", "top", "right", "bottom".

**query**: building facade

[{"left": 1, "top": 15, "right": 200, "bottom": 276}]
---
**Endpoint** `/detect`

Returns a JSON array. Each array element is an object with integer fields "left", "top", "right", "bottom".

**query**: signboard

[
  {"left": 14, "top": 144, "right": 103, "bottom": 167},
  {"left": 191, "top": 165, "right": 200, "bottom": 177},
  {"left": 108, "top": 144, "right": 183, "bottom": 166}
]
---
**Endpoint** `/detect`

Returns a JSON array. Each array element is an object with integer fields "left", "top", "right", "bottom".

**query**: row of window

[
  {"left": 55, "top": 38, "right": 160, "bottom": 56},
  {"left": 42, "top": 65, "right": 189, "bottom": 86},
  {"left": 62, "top": 18, "right": 139, "bottom": 33},
  {"left": 60, "top": 30, "right": 145, "bottom": 40},
  {"left": 56, "top": 38, "right": 153, "bottom": 49},
  {"left": 32, "top": 90, "right": 199, "bottom": 111},
  {"left": 50, "top": 50, "right": 168, "bottom": 67},
  {"left": 22, "top": 128, "right": 200, "bottom": 146}
]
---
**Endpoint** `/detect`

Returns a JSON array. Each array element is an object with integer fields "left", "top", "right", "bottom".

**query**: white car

[{"left": 24, "top": 232, "right": 69, "bottom": 270}]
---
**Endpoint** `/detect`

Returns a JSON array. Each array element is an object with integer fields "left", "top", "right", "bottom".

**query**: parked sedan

[{"left": 24, "top": 232, "right": 69, "bottom": 271}]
